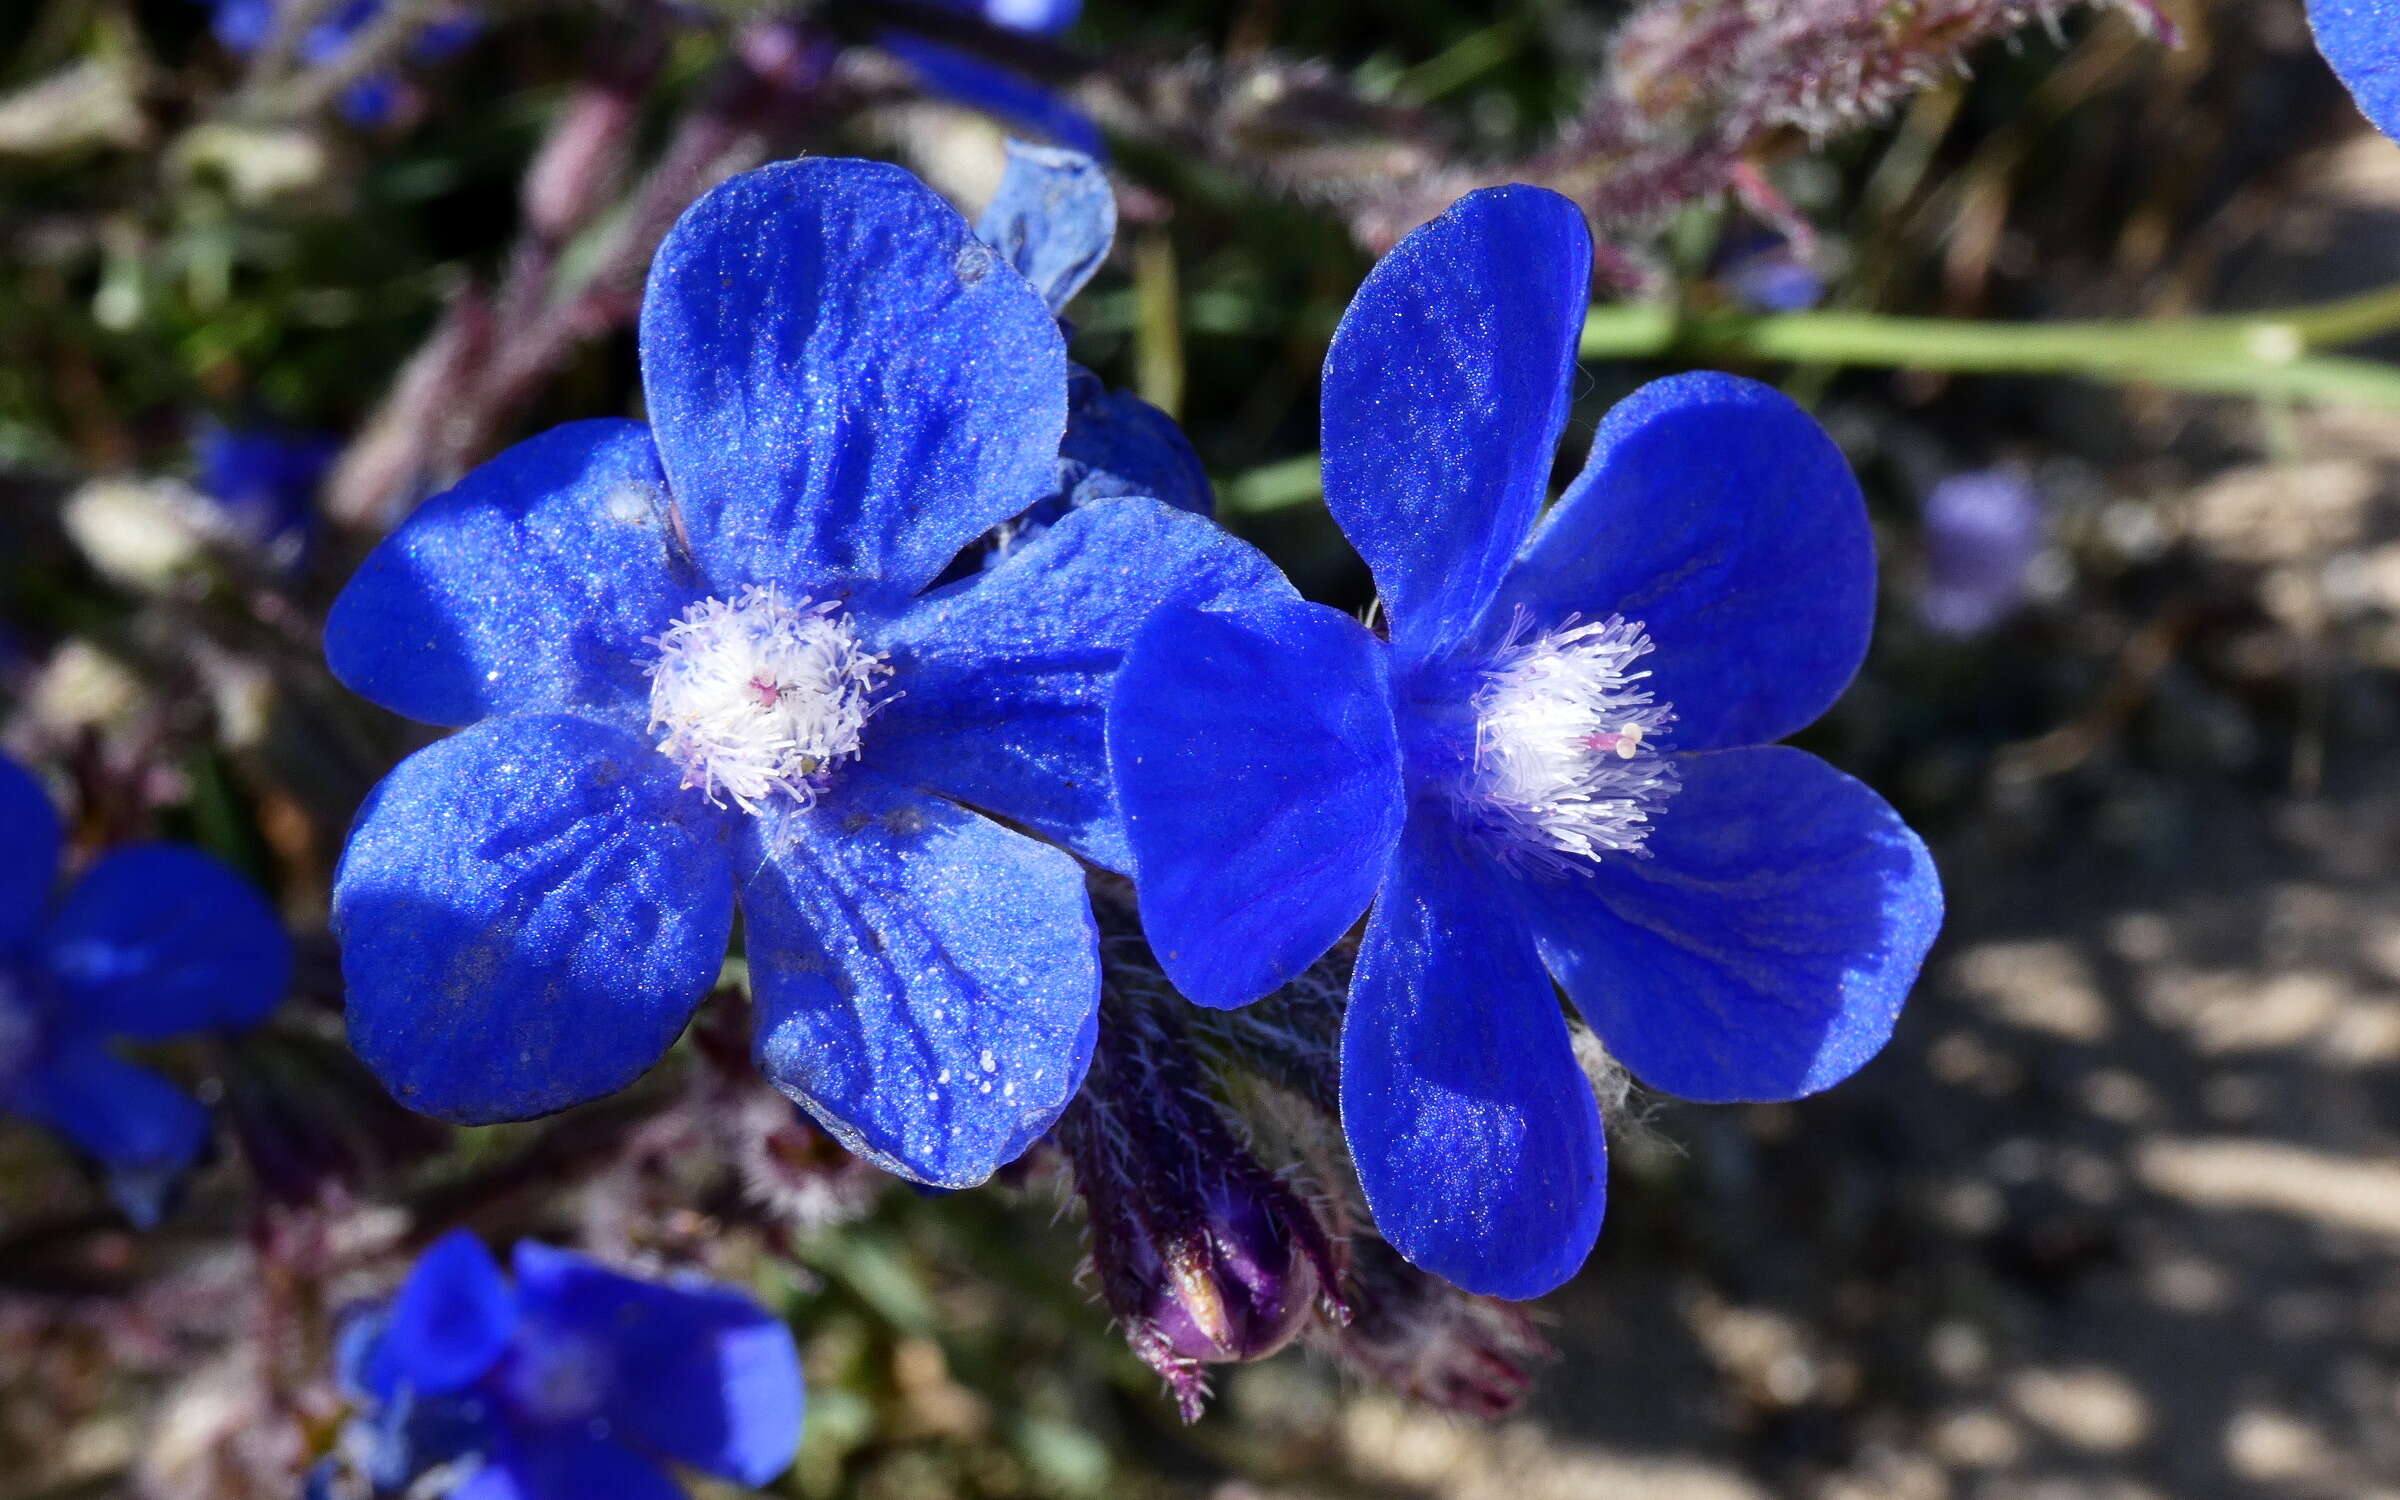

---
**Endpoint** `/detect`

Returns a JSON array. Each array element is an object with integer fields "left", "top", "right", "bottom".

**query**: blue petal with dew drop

[
  {"left": 741, "top": 772, "right": 1098, "bottom": 1189},
  {"left": 2311, "top": 0, "right": 2400, "bottom": 142},
  {"left": 872, "top": 497, "right": 1293, "bottom": 872}
]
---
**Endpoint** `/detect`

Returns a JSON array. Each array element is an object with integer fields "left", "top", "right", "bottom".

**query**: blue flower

[
  {"left": 1917, "top": 468, "right": 2044, "bottom": 637},
  {"left": 1716, "top": 231, "right": 1826, "bottom": 314},
  {"left": 197, "top": 420, "right": 339, "bottom": 563},
  {"left": 2311, "top": 0, "right": 2399, "bottom": 141},
  {"left": 1108, "top": 187, "right": 1944, "bottom": 1299},
  {"left": 883, "top": 0, "right": 1102, "bottom": 156},
  {"left": 326, "top": 1230, "right": 802, "bottom": 1499},
  {"left": 325, "top": 157, "right": 1279, "bottom": 1188},
  {"left": 197, "top": 0, "right": 481, "bottom": 126},
  {"left": 0, "top": 754, "right": 290, "bottom": 1225}
]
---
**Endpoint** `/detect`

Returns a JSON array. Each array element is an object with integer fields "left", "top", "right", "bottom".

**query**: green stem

[
  {"left": 1578, "top": 290, "right": 2400, "bottom": 408},
  {"left": 1218, "top": 285, "right": 2400, "bottom": 516}
]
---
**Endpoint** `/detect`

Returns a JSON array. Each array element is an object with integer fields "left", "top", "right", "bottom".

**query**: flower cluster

[
  {"left": 313, "top": 1230, "right": 802, "bottom": 1499},
  {"left": 318, "top": 139, "right": 1938, "bottom": 1447},
  {"left": 0, "top": 753, "right": 290, "bottom": 1223}
]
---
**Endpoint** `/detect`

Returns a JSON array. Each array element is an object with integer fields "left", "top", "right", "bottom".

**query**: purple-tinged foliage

[
  {"left": 319, "top": 1231, "right": 802, "bottom": 1499},
  {"left": 1333, "top": 0, "right": 2172, "bottom": 263},
  {"left": 0, "top": 753, "right": 289, "bottom": 1224}
]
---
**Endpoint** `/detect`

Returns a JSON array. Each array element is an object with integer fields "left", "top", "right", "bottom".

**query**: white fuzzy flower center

[
  {"left": 1468, "top": 612, "right": 1677, "bottom": 875},
  {"left": 645, "top": 586, "right": 890, "bottom": 814}
]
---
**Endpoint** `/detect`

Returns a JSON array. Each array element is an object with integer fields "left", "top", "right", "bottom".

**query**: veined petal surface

[
  {"left": 1321, "top": 186, "right": 1590, "bottom": 663},
  {"left": 741, "top": 774, "right": 1098, "bottom": 1188},
  {"left": 1513, "top": 746, "right": 1940, "bottom": 1103},
  {"left": 334, "top": 715, "right": 735, "bottom": 1124},
  {"left": 641, "top": 158, "right": 1068, "bottom": 597},
  {"left": 326, "top": 420, "right": 694, "bottom": 729}
]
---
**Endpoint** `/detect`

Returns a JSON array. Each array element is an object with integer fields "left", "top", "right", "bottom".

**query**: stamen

[
  {"left": 644, "top": 585, "right": 891, "bottom": 814},
  {"left": 1466, "top": 611, "right": 1678, "bottom": 876}
]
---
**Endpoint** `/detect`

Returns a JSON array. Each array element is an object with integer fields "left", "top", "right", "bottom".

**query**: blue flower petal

[
  {"left": 0, "top": 754, "right": 60, "bottom": 952},
  {"left": 640, "top": 159, "right": 1068, "bottom": 598},
  {"left": 10, "top": 1040, "right": 209, "bottom": 1214},
  {"left": 43, "top": 846, "right": 290, "bottom": 1039},
  {"left": 1109, "top": 596, "right": 1403, "bottom": 1009},
  {"left": 2312, "top": 0, "right": 2400, "bottom": 141},
  {"left": 1340, "top": 817, "right": 1605, "bottom": 1300},
  {"left": 457, "top": 1433, "right": 686, "bottom": 1500},
  {"left": 382, "top": 1230, "right": 518, "bottom": 1396},
  {"left": 885, "top": 38, "right": 1106, "bottom": 157},
  {"left": 326, "top": 420, "right": 692, "bottom": 730},
  {"left": 1512, "top": 746, "right": 1940, "bottom": 1103},
  {"left": 1059, "top": 370, "right": 1211, "bottom": 516},
  {"left": 512, "top": 1241, "right": 803, "bottom": 1486},
  {"left": 976, "top": 141, "right": 1113, "bottom": 313},
  {"left": 334, "top": 714, "right": 735, "bottom": 1124},
  {"left": 741, "top": 775, "right": 1097, "bottom": 1188},
  {"left": 873, "top": 497, "right": 1292, "bottom": 871},
  {"left": 960, "top": 0, "right": 1082, "bottom": 33},
  {"left": 1495, "top": 373, "right": 1874, "bottom": 751},
  {"left": 1321, "top": 186, "right": 1590, "bottom": 663}
]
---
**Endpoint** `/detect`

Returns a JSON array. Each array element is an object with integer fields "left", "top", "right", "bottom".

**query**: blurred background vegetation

[{"left": 8, "top": 2, "right": 2400, "bottom": 1497}]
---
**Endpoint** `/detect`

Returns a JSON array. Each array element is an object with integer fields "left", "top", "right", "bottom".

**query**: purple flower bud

[
  {"left": 1056, "top": 903, "right": 1346, "bottom": 1420},
  {"left": 1917, "top": 467, "right": 2045, "bottom": 637}
]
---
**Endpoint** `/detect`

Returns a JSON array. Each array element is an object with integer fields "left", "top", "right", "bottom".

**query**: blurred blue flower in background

[
  {"left": 0, "top": 754, "right": 290, "bottom": 1225},
  {"left": 318, "top": 1230, "right": 802, "bottom": 1499},
  {"left": 1716, "top": 231, "right": 1826, "bottom": 313},
  {"left": 1110, "top": 186, "right": 1943, "bottom": 1300},
  {"left": 2310, "top": 0, "right": 2399, "bottom": 141},
  {"left": 325, "top": 157, "right": 1280, "bottom": 1189},
  {"left": 199, "top": 0, "right": 481, "bottom": 126},
  {"left": 197, "top": 419, "right": 338, "bottom": 564},
  {"left": 884, "top": 0, "right": 1102, "bottom": 156},
  {"left": 1916, "top": 468, "right": 2046, "bottom": 637}
]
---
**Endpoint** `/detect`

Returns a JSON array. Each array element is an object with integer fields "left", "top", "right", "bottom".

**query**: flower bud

[
  {"left": 1055, "top": 921, "right": 1346, "bottom": 1421},
  {"left": 1324, "top": 1233, "right": 1552, "bottom": 1419}
]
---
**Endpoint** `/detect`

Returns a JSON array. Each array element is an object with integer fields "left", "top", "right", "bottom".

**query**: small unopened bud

[
  {"left": 1056, "top": 912, "right": 1347, "bottom": 1421},
  {"left": 1323, "top": 1233, "right": 1554, "bottom": 1419}
]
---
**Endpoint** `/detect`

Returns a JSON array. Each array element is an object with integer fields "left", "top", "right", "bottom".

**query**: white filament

[
  {"left": 1469, "top": 612, "right": 1678, "bottom": 875},
  {"left": 644, "top": 585, "right": 889, "bottom": 814}
]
